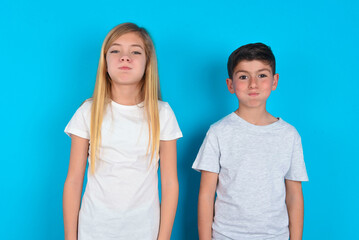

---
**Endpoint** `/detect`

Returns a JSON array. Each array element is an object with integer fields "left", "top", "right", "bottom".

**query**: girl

[{"left": 63, "top": 23, "right": 182, "bottom": 240}]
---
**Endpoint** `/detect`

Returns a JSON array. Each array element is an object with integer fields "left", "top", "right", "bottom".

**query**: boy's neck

[{"left": 235, "top": 107, "right": 278, "bottom": 126}]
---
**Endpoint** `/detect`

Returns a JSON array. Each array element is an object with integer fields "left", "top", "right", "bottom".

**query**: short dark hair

[{"left": 227, "top": 43, "right": 276, "bottom": 79}]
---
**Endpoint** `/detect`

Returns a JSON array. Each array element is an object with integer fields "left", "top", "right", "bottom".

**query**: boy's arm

[
  {"left": 198, "top": 170, "right": 218, "bottom": 240},
  {"left": 158, "top": 139, "right": 179, "bottom": 240},
  {"left": 285, "top": 179, "right": 304, "bottom": 240}
]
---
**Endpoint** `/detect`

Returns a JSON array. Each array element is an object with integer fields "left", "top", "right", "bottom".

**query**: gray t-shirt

[{"left": 192, "top": 113, "right": 308, "bottom": 240}]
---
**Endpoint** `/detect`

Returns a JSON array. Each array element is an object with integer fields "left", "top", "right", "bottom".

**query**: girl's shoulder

[
  {"left": 81, "top": 98, "right": 93, "bottom": 106},
  {"left": 158, "top": 100, "right": 170, "bottom": 110},
  {"left": 158, "top": 100, "right": 175, "bottom": 117},
  {"left": 157, "top": 100, "right": 182, "bottom": 138},
  {"left": 78, "top": 98, "right": 93, "bottom": 109},
  {"left": 158, "top": 100, "right": 177, "bottom": 115},
  {"left": 72, "top": 98, "right": 93, "bottom": 116}
]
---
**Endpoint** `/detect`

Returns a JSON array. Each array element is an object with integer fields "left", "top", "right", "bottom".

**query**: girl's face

[{"left": 106, "top": 32, "right": 147, "bottom": 87}]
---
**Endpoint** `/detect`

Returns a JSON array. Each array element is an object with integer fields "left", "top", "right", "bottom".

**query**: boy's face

[{"left": 226, "top": 60, "right": 279, "bottom": 110}]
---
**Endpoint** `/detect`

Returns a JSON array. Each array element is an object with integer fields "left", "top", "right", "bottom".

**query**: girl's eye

[
  {"left": 239, "top": 75, "right": 248, "bottom": 80},
  {"left": 259, "top": 74, "right": 267, "bottom": 78},
  {"left": 110, "top": 50, "right": 119, "bottom": 54},
  {"left": 132, "top": 51, "right": 142, "bottom": 55}
]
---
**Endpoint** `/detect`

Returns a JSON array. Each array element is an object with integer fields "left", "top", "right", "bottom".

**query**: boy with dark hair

[{"left": 193, "top": 43, "right": 308, "bottom": 240}]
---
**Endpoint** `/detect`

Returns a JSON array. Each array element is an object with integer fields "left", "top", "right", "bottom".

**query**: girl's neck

[
  {"left": 111, "top": 84, "right": 142, "bottom": 106},
  {"left": 235, "top": 105, "right": 277, "bottom": 126}
]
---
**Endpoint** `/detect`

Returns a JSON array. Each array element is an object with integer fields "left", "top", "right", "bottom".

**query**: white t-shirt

[
  {"left": 192, "top": 113, "right": 308, "bottom": 240},
  {"left": 65, "top": 99, "right": 182, "bottom": 240}
]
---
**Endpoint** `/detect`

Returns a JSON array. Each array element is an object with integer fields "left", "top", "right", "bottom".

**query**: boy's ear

[
  {"left": 272, "top": 73, "right": 279, "bottom": 90},
  {"left": 226, "top": 78, "right": 235, "bottom": 94}
]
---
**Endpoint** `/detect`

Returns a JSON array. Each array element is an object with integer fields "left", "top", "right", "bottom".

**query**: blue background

[{"left": 1, "top": 0, "right": 358, "bottom": 239}]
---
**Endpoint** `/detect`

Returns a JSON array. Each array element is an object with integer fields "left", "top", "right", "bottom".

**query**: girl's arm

[
  {"left": 198, "top": 171, "right": 218, "bottom": 240},
  {"left": 285, "top": 179, "right": 304, "bottom": 240},
  {"left": 63, "top": 135, "right": 89, "bottom": 240},
  {"left": 157, "top": 139, "right": 179, "bottom": 240}
]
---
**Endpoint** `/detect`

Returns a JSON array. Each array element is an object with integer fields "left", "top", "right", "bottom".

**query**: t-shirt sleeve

[
  {"left": 160, "top": 102, "right": 183, "bottom": 141},
  {"left": 285, "top": 131, "right": 309, "bottom": 181},
  {"left": 64, "top": 101, "right": 91, "bottom": 140},
  {"left": 192, "top": 127, "right": 220, "bottom": 173}
]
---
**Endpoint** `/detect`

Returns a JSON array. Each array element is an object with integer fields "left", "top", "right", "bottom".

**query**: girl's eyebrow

[{"left": 110, "top": 43, "right": 144, "bottom": 49}]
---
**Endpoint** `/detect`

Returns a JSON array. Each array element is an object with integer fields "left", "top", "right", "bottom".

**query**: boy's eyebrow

[
  {"left": 234, "top": 68, "right": 271, "bottom": 75},
  {"left": 257, "top": 68, "right": 271, "bottom": 72},
  {"left": 234, "top": 70, "right": 249, "bottom": 74},
  {"left": 110, "top": 43, "right": 144, "bottom": 49}
]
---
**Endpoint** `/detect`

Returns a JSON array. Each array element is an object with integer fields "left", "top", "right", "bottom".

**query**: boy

[{"left": 192, "top": 43, "right": 308, "bottom": 240}]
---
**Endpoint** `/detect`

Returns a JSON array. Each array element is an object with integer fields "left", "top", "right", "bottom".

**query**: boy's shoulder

[
  {"left": 279, "top": 118, "right": 300, "bottom": 132},
  {"left": 211, "top": 113, "right": 234, "bottom": 128},
  {"left": 276, "top": 118, "right": 301, "bottom": 138},
  {"left": 207, "top": 113, "right": 237, "bottom": 135}
]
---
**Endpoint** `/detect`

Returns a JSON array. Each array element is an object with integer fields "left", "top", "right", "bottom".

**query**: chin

[
  {"left": 243, "top": 101, "right": 266, "bottom": 109},
  {"left": 113, "top": 78, "right": 141, "bottom": 85}
]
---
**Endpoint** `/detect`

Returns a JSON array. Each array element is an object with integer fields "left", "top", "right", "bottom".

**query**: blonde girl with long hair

[{"left": 63, "top": 23, "right": 182, "bottom": 240}]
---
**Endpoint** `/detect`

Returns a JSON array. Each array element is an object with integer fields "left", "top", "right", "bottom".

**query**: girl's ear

[
  {"left": 272, "top": 73, "right": 279, "bottom": 91},
  {"left": 226, "top": 78, "right": 235, "bottom": 94}
]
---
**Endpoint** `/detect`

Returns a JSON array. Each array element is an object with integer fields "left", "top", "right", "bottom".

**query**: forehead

[
  {"left": 110, "top": 32, "right": 145, "bottom": 48},
  {"left": 234, "top": 60, "right": 272, "bottom": 73}
]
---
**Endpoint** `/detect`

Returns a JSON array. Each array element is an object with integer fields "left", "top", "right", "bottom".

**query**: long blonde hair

[{"left": 90, "top": 23, "right": 161, "bottom": 173}]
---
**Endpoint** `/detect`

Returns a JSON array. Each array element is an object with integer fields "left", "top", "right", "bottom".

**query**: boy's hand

[
  {"left": 198, "top": 171, "right": 218, "bottom": 240},
  {"left": 285, "top": 179, "right": 304, "bottom": 240}
]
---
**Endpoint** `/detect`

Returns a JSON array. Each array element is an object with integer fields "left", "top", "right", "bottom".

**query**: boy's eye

[
  {"left": 239, "top": 75, "right": 248, "bottom": 80},
  {"left": 258, "top": 74, "right": 267, "bottom": 78}
]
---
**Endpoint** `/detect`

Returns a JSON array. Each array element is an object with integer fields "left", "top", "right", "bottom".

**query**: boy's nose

[{"left": 249, "top": 78, "right": 258, "bottom": 88}]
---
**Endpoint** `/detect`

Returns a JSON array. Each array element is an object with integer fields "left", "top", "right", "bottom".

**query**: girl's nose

[{"left": 120, "top": 55, "right": 131, "bottom": 62}]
